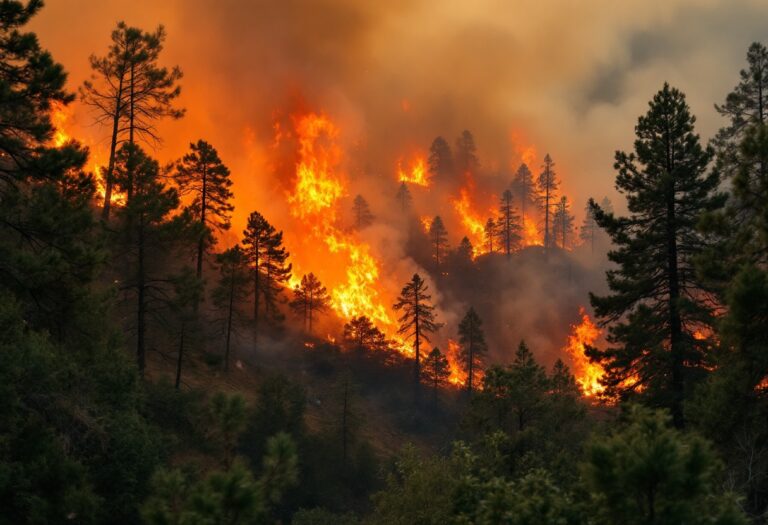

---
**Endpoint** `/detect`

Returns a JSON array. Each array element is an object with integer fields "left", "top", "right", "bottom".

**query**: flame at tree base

[{"left": 564, "top": 307, "right": 605, "bottom": 398}]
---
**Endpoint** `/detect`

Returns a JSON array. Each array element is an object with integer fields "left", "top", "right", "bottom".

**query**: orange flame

[
  {"left": 522, "top": 215, "right": 542, "bottom": 247},
  {"left": 50, "top": 102, "right": 119, "bottom": 205},
  {"left": 446, "top": 339, "right": 467, "bottom": 386},
  {"left": 283, "top": 112, "right": 405, "bottom": 351},
  {"left": 397, "top": 156, "right": 429, "bottom": 187},
  {"left": 452, "top": 185, "right": 487, "bottom": 257},
  {"left": 564, "top": 307, "right": 604, "bottom": 397},
  {"left": 420, "top": 215, "right": 432, "bottom": 233},
  {"left": 51, "top": 102, "right": 72, "bottom": 147}
]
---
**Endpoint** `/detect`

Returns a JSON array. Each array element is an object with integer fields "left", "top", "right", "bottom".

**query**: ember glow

[{"left": 564, "top": 307, "right": 604, "bottom": 397}]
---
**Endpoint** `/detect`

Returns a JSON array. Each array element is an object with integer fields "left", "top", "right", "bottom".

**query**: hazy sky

[{"left": 30, "top": 0, "right": 768, "bottom": 222}]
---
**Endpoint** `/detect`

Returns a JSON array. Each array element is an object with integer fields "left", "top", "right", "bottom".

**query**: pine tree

[
  {"left": 242, "top": 211, "right": 292, "bottom": 339},
  {"left": 585, "top": 405, "right": 747, "bottom": 525},
  {"left": 113, "top": 144, "right": 195, "bottom": 375},
  {"left": 455, "top": 130, "right": 479, "bottom": 174},
  {"left": 0, "top": 0, "right": 98, "bottom": 340},
  {"left": 714, "top": 42, "right": 768, "bottom": 181},
  {"left": 458, "top": 307, "right": 488, "bottom": 394},
  {"left": 498, "top": 189, "right": 522, "bottom": 256},
  {"left": 212, "top": 246, "right": 250, "bottom": 373},
  {"left": 428, "top": 136, "right": 454, "bottom": 180},
  {"left": 289, "top": 273, "right": 331, "bottom": 333},
  {"left": 552, "top": 196, "right": 575, "bottom": 250},
  {"left": 343, "top": 315, "right": 389, "bottom": 352},
  {"left": 174, "top": 140, "right": 234, "bottom": 279},
  {"left": 511, "top": 163, "right": 536, "bottom": 224},
  {"left": 351, "top": 194, "right": 374, "bottom": 230},
  {"left": 422, "top": 347, "right": 451, "bottom": 402},
  {"left": 484, "top": 217, "right": 498, "bottom": 253},
  {"left": 589, "top": 84, "right": 721, "bottom": 428},
  {"left": 536, "top": 154, "right": 559, "bottom": 251},
  {"left": 170, "top": 268, "right": 202, "bottom": 390},
  {"left": 81, "top": 22, "right": 184, "bottom": 219},
  {"left": 579, "top": 201, "right": 599, "bottom": 252},
  {"left": 429, "top": 215, "right": 449, "bottom": 273},
  {"left": 455, "top": 236, "right": 474, "bottom": 265},
  {"left": 395, "top": 181, "right": 412, "bottom": 212},
  {"left": 393, "top": 274, "right": 440, "bottom": 384}
]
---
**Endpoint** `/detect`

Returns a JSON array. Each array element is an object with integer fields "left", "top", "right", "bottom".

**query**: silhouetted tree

[
  {"left": 343, "top": 316, "right": 389, "bottom": 352},
  {"left": 428, "top": 136, "right": 454, "bottom": 180},
  {"left": 113, "top": 144, "right": 195, "bottom": 375},
  {"left": 458, "top": 307, "right": 488, "bottom": 394},
  {"left": 455, "top": 236, "right": 474, "bottom": 265},
  {"left": 351, "top": 194, "right": 374, "bottom": 230},
  {"left": 212, "top": 246, "right": 250, "bottom": 373},
  {"left": 171, "top": 268, "right": 202, "bottom": 390},
  {"left": 242, "top": 211, "right": 292, "bottom": 339},
  {"left": 579, "top": 201, "right": 599, "bottom": 252},
  {"left": 429, "top": 215, "right": 449, "bottom": 273},
  {"left": 394, "top": 274, "right": 440, "bottom": 385},
  {"left": 536, "top": 154, "right": 559, "bottom": 251},
  {"left": 552, "top": 196, "right": 574, "bottom": 250},
  {"left": 484, "top": 217, "right": 498, "bottom": 253},
  {"left": 290, "top": 273, "right": 331, "bottom": 333},
  {"left": 82, "top": 22, "right": 184, "bottom": 219},
  {"left": 395, "top": 181, "right": 412, "bottom": 212},
  {"left": 174, "top": 140, "right": 233, "bottom": 279},
  {"left": 714, "top": 42, "right": 768, "bottom": 181},
  {"left": 455, "top": 130, "right": 479, "bottom": 174},
  {"left": 498, "top": 189, "right": 522, "bottom": 256},
  {"left": 422, "top": 347, "right": 451, "bottom": 403},
  {"left": 589, "top": 84, "right": 721, "bottom": 428},
  {"left": 512, "top": 163, "right": 536, "bottom": 224}
]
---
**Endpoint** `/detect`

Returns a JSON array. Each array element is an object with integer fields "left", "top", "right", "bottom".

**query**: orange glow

[
  {"left": 397, "top": 156, "right": 429, "bottom": 187},
  {"left": 451, "top": 174, "right": 489, "bottom": 257},
  {"left": 446, "top": 339, "right": 468, "bottom": 387},
  {"left": 420, "top": 215, "right": 432, "bottom": 233},
  {"left": 50, "top": 102, "right": 119, "bottom": 205},
  {"left": 564, "top": 307, "right": 605, "bottom": 397},
  {"left": 51, "top": 102, "right": 72, "bottom": 147},
  {"left": 510, "top": 129, "right": 537, "bottom": 169},
  {"left": 282, "top": 111, "right": 409, "bottom": 354},
  {"left": 522, "top": 215, "right": 542, "bottom": 247}
]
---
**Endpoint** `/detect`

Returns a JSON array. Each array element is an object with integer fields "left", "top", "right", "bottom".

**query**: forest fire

[
  {"left": 50, "top": 102, "right": 116, "bottom": 205},
  {"left": 51, "top": 102, "right": 71, "bottom": 147},
  {"left": 397, "top": 156, "right": 429, "bottom": 187},
  {"left": 564, "top": 307, "right": 605, "bottom": 397},
  {"left": 284, "top": 112, "right": 396, "bottom": 335},
  {"left": 452, "top": 186, "right": 488, "bottom": 256},
  {"left": 446, "top": 339, "right": 468, "bottom": 386},
  {"left": 522, "top": 215, "right": 542, "bottom": 247}
]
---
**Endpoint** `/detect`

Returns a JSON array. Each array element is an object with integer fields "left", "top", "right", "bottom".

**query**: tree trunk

[
  {"left": 224, "top": 274, "right": 234, "bottom": 373},
  {"left": 197, "top": 165, "right": 207, "bottom": 279},
  {"left": 664, "top": 114, "right": 685, "bottom": 429},
  {"left": 101, "top": 74, "right": 124, "bottom": 221},
  {"left": 136, "top": 214, "right": 146, "bottom": 376},
  {"left": 175, "top": 321, "right": 185, "bottom": 390},
  {"left": 341, "top": 378, "right": 349, "bottom": 470},
  {"left": 544, "top": 179, "right": 550, "bottom": 252}
]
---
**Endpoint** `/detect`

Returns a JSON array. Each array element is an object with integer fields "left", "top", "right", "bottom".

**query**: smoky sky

[{"left": 30, "top": 0, "right": 768, "bottom": 226}]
